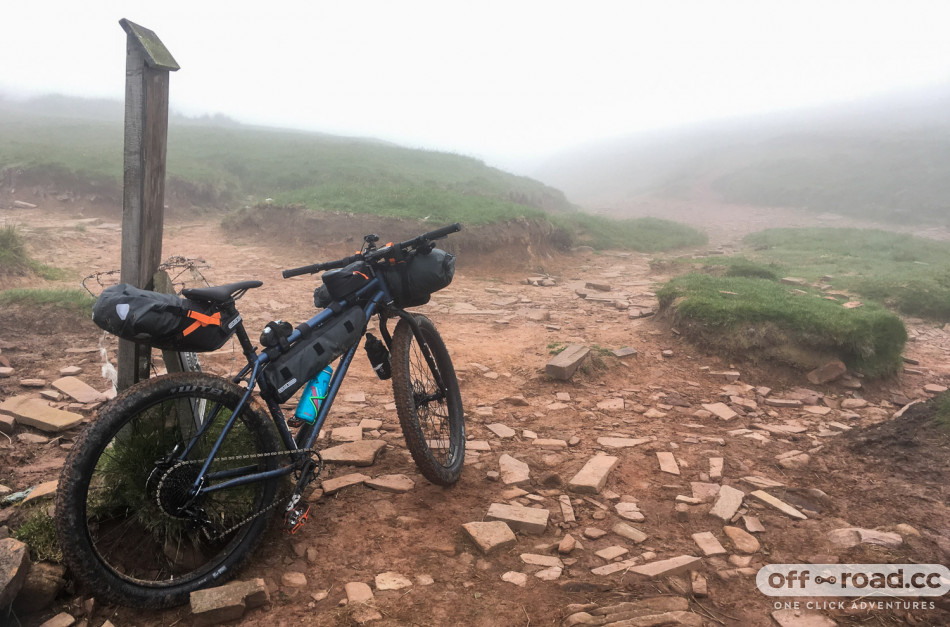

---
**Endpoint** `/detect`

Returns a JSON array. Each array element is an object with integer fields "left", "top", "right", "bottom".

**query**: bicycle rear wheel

[
  {"left": 56, "top": 372, "right": 283, "bottom": 608},
  {"left": 390, "top": 314, "right": 465, "bottom": 485}
]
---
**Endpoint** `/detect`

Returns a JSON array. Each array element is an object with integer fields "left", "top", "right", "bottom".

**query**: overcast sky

[{"left": 3, "top": 1, "right": 950, "bottom": 172}]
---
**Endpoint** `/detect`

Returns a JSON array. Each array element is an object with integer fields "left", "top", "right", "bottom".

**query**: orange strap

[{"left": 182, "top": 310, "right": 222, "bottom": 337}]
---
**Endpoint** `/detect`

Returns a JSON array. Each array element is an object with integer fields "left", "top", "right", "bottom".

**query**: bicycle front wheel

[
  {"left": 390, "top": 314, "right": 465, "bottom": 485},
  {"left": 56, "top": 372, "right": 283, "bottom": 608}
]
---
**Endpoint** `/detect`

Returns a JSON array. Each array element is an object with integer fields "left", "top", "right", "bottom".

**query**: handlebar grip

[
  {"left": 422, "top": 222, "right": 462, "bottom": 241},
  {"left": 282, "top": 263, "right": 322, "bottom": 279}
]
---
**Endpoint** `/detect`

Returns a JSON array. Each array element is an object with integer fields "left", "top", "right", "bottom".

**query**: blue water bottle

[{"left": 294, "top": 366, "right": 333, "bottom": 424}]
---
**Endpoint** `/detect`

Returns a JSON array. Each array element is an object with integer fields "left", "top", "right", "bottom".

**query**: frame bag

[
  {"left": 92, "top": 283, "right": 239, "bottom": 352},
  {"left": 381, "top": 248, "right": 455, "bottom": 308},
  {"left": 263, "top": 306, "right": 367, "bottom": 402}
]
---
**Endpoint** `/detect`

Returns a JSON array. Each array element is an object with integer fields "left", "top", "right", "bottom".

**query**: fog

[{"left": 3, "top": 1, "right": 950, "bottom": 173}]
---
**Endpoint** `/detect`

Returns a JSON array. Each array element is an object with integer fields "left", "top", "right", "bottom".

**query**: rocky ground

[{"left": 1, "top": 200, "right": 950, "bottom": 627}]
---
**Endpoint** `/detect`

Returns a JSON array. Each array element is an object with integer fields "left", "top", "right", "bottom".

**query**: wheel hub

[{"left": 148, "top": 463, "right": 202, "bottom": 518}]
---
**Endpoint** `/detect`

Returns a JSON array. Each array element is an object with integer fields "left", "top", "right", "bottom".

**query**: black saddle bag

[
  {"left": 262, "top": 306, "right": 367, "bottom": 402},
  {"left": 92, "top": 283, "right": 239, "bottom": 352}
]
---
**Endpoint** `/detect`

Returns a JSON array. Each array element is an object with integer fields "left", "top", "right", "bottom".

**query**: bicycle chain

[{"left": 154, "top": 447, "right": 321, "bottom": 541}]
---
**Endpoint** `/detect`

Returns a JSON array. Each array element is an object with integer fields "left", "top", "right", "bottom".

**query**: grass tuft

[
  {"left": 0, "top": 288, "right": 95, "bottom": 316},
  {"left": 14, "top": 511, "right": 63, "bottom": 562},
  {"left": 657, "top": 273, "right": 906, "bottom": 377}
]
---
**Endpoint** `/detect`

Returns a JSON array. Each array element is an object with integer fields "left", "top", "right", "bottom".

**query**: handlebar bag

[
  {"left": 380, "top": 248, "right": 456, "bottom": 308},
  {"left": 92, "top": 283, "right": 238, "bottom": 352},
  {"left": 263, "top": 306, "right": 367, "bottom": 403},
  {"left": 321, "top": 261, "right": 372, "bottom": 302}
]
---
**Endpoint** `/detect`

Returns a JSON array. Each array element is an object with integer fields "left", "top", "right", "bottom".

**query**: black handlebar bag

[
  {"left": 92, "top": 283, "right": 238, "bottom": 352},
  {"left": 380, "top": 248, "right": 455, "bottom": 308}
]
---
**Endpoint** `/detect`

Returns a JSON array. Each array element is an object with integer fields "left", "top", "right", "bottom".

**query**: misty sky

[{"left": 3, "top": 1, "right": 950, "bottom": 172}]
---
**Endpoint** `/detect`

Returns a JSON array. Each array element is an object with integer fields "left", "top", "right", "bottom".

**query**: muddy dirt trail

[{"left": 2, "top": 201, "right": 950, "bottom": 627}]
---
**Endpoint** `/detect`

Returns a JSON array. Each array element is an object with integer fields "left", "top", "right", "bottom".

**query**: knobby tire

[
  {"left": 56, "top": 372, "right": 283, "bottom": 608},
  {"left": 390, "top": 314, "right": 465, "bottom": 485}
]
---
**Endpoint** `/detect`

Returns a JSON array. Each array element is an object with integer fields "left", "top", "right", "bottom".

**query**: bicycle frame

[{"left": 181, "top": 273, "right": 447, "bottom": 500}]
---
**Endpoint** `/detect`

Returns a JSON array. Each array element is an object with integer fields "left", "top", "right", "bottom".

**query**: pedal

[{"left": 283, "top": 502, "right": 311, "bottom": 534}]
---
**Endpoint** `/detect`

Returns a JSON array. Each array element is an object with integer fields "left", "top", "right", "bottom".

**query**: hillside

[
  {"left": 0, "top": 94, "right": 575, "bottom": 222},
  {"left": 536, "top": 82, "right": 950, "bottom": 225}
]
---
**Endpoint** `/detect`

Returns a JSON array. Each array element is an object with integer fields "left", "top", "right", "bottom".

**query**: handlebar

[{"left": 281, "top": 223, "right": 461, "bottom": 279}]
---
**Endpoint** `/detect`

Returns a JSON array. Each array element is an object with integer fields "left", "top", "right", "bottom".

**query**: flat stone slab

[
  {"left": 615, "top": 502, "right": 645, "bottom": 522},
  {"left": 520, "top": 553, "right": 563, "bottom": 568},
  {"left": 190, "top": 578, "right": 269, "bottom": 626},
  {"left": 0, "top": 397, "right": 82, "bottom": 432},
  {"left": 21, "top": 480, "right": 58, "bottom": 505},
  {"left": 344, "top": 581, "right": 375, "bottom": 604},
  {"left": 709, "top": 485, "right": 745, "bottom": 521},
  {"left": 533, "top": 438, "right": 568, "bottom": 449},
  {"left": 320, "top": 440, "right": 386, "bottom": 466},
  {"left": 499, "top": 454, "right": 530, "bottom": 485},
  {"left": 612, "top": 522, "right": 648, "bottom": 543},
  {"left": 692, "top": 531, "right": 727, "bottom": 556},
  {"left": 568, "top": 455, "right": 619, "bottom": 494},
  {"left": 375, "top": 572, "right": 412, "bottom": 590},
  {"left": 709, "top": 457, "right": 723, "bottom": 480},
  {"left": 597, "top": 437, "right": 652, "bottom": 449},
  {"left": 656, "top": 452, "right": 680, "bottom": 475},
  {"left": 591, "top": 557, "right": 640, "bottom": 576},
  {"left": 52, "top": 376, "right": 104, "bottom": 403},
  {"left": 502, "top": 571, "right": 528, "bottom": 587},
  {"left": 321, "top": 473, "right": 369, "bottom": 495},
  {"left": 771, "top": 609, "right": 837, "bottom": 627},
  {"left": 559, "top": 495, "right": 576, "bottom": 523},
  {"left": 330, "top": 426, "right": 363, "bottom": 442},
  {"left": 462, "top": 521, "right": 517, "bottom": 554},
  {"left": 486, "top": 502, "right": 549, "bottom": 534},
  {"left": 595, "top": 546, "right": 629, "bottom": 561},
  {"left": 596, "top": 398, "right": 624, "bottom": 411},
  {"left": 702, "top": 402, "right": 737, "bottom": 421},
  {"left": 750, "top": 490, "right": 808, "bottom": 520},
  {"left": 365, "top": 474, "right": 414, "bottom": 493},
  {"left": 487, "top": 423, "right": 516, "bottom": 438},
  {"left": 629, "top": 555, "right": 702, "bottom": 579},
  {"left": 466, "top": 440, "right": 492, "bottom": 451},
  {"left": 545, "top": 344, "right": 590, "bottom": 380}
]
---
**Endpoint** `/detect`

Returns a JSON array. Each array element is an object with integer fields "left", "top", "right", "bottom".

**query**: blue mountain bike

[{"left": 56, "top": 224, "right": 465, "bottom": 608}]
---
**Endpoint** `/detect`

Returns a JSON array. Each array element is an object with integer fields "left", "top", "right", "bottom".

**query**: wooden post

[{"left": 116, "top": 19, "right": 180, "bottom": 391}]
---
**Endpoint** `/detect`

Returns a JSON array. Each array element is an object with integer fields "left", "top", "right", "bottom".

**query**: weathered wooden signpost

[{"left": 116, "top": 19, "right": 179, "bottom": 390}]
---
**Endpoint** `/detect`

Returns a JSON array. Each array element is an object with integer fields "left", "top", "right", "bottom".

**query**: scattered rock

[
  {"left": 461, "top": 521, "right": 517, "bottom": 554},
  {"left": 546, "top": 345, "right": 590, "bottom": 380},
  {"left": 375, "top": 572, "right": 412, "bottom": 590},
  {"left": 344, "top": 581, "right": 375, "bottom": 604},
  {"left": 723, "top": 526, "right": 760, "bottom": 553},
  {"left": 615, "top": 502, "right": 645, "bottom": 522},
  {"left": 486, "top": 502, "right": 549, "bottom": 534},
  {"left": 568, "top": 455, "right": 619, "bottom": 494},
  {"left": 52, "top": 376, "right": 104, "bottom": 404},
  {"left": 827, "top": 527, "right": 902, "bottom": 549},
  {"left": 365, "top": 474, "right": 414, "bottom": 493},
  {"left": 281, "top": 572, "right": 307, "bottom": 588},
  {"left": 771, "top": 609, "right": 837, "bottom": 627},
  {"left": 692, "top": 531, "right": 727, "bottom": 556},
  {"left": 499, "top": 454, "right": 531, "bottom": 485},
  {"left": 558, "top": 534, "right": 577, "bottom": 554},
  {"left": 709, "top": 485, "right": 745, "bottom": 521},
  {"left": 501, "top": 571, "right": 527, "bottom": 587},
  {"left": 749, "top": 490, "right": 808, "bottom": 520},
  {"left": 656, "top": 452, "right": 681, "bottom": 475},
  {"left": 702, "top": 402, "right": 738, "bottom": 421},
  {"left": 13, "top": 562, "right": 66, "bottom": 614},
  {"left": 487, "top": 423, "right": 516, "bottom": 438},
  {"left": 319, "top": 440, "right": 386, "bottom": 466},
  {"left": 612, "top": 522, "right": 648, "bottom": 543},
  {"left": 807, "top": 360, "right": 847, "bottom": 385},
  {"left": 0, "top": 537, "right": 30, "bottom": 609},
  {"left": 321, "top": 473, "right": 370, "bottom": 495},
  {"left": 629, "top": 555, "right": 702, "bottom": 579}
]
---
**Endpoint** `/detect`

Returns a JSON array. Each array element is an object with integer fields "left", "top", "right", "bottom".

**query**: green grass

[
  {"left": 14, "top": 511, "right": 62, "bottom": 562},
  {"left": 657, "top": 273, "right": 906, "bottom": 377},
  {"left": 0, "top": 95, "right": 708, "bottom": 254},
  {"left": 936, "top": 392, "right": 950, "bottom": 428},
  {"left": 553, "top": 214, "right": 707, "bottom": 252},
  {"left": 742, "top": 228, "right": 950, "bottom": 321},
  {"left": 0, "top": 224, "right": 66, "bottom": 279},
  {"left": 0, "top": 288, "right": 95, "bottom": 316}
]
